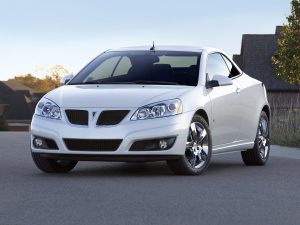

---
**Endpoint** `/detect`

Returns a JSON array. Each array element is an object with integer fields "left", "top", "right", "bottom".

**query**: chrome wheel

[
  {"left": 241, "top": 111, "right": 270, "bottom": 166},
  {"left": 258, "top": 117, "right": 270, "bottom": 159},
  {"left": 185, "top": 122, "right": 209, "bottom": 169},
  {"left": 167, "top": 115, "right": 211, "bottom": 175}
]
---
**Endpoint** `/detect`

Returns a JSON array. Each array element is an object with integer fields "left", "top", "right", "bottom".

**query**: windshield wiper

[
  {"left": 133, "top": 80, "right": 179, "bottom": 85},
  {"left": 70, "top": 81, "right": 134, "bottom": 85},
  {"left": 69, "top": 81, "right": 100, "bottom": 85},
  {"left": 98, "top": 81, "right": 135, "bottom": 84},
  {"left": 70, "top": 80, "right": 179, "bottom": 85}
]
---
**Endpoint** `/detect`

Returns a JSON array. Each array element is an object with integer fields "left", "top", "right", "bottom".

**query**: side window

[
  {"left": 221, "top": 55, "right": 241, "bottom": 78},
  {"left": 206, "top": 53, "right": 230, "bottom": 80},
  {"left": 113, "top": 56, "right": 132, "bottom": 76},
  {"left": 85, "top": 56, "right": 121, "bottom": 81}
]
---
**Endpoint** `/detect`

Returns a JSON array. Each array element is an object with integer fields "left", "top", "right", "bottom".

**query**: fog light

[
  {"left": 32, "top": 136, "right": 59, "bottom": 150},
  {"left": 33, "top": 137, "right": 44, "bottom": 148},
  {"left": 130, "top": 137, "right": 176, "bottom": 151},
  {"left": 159, "top": 139, "right": 168, "bottom": 149}
]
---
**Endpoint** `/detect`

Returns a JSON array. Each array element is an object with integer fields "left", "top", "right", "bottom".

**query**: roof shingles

[
  {"left": 233, "top": 26, "right": 300, "bottom": 92},
  {"left": 0, "top": 80, "right": 42, "bottom": 120}
]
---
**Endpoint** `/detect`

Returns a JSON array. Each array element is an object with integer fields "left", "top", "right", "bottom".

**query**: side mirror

[
  {"left": 206, "top": 75, "right": 233, "bottom": 88},
  {"left": 60, "top": 74, "right": 74, "bottom": 85}
]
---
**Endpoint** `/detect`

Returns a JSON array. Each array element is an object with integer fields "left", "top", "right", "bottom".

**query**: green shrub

[{"left": 0, "top": 116, "right": 9, "bottom": 131}]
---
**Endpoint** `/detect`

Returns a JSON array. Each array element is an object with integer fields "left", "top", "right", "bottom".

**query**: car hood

[{"left": 45, "top": 84, "right": 194, "bottom": 108}]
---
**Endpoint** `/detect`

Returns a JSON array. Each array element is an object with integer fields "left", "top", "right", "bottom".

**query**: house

[
  {"left": 0, "top": 98, "right": 8, "bottom": 117},
  {"left": 233, "top": 26, "right": 300, "bottom": 109},
  {"left": 0, "top": 80, "right": 44, "bottom": 129}
]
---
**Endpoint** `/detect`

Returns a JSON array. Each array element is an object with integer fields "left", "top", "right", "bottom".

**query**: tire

[
  {"left": 32, "top": 153, "right": 78, "bottom": 173},
  {"left": 167, "top": 114, "right": 212, "bottom": 175},
  {"left": 241, "top": 111, "right": 270, "bottom": 166}
]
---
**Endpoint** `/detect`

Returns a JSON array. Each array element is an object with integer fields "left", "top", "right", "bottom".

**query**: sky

[{"left": 0, "top": 0, "right": 291, "bottom": 80}]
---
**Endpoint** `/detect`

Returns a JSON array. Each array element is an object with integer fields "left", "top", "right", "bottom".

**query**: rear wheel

[
  {"left": 241, "top": 111, "right": 270, "bottom": 165},
  {"left": 167, "top": 115, "right": 212, "bottom": 175},
  {"left": 32, "top": 153, "right": 78, "bottom": 173}
]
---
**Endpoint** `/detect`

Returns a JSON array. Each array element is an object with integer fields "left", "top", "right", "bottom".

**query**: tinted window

[
  {"left": 221, "top": 55, "right": 241, "bottom": 78},
  {"left": 86, "top": 56, "right": 120, "bottom": 81},
  {"left": 113, "top": 56, "right": 132, "bottom": 76},
  {"left": 206, "top": 53, "right": 230, "bottom": 80},
  {"left": 70, "top": 51, "right": 201, "bottom": 86},
  {"left": 157, "top": 56, "right": 198, "bottom": 67}
]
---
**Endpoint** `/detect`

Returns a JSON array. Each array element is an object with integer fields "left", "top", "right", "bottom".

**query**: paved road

[{"left": 1, "top": 132, "right": 300, "bottom": 225}]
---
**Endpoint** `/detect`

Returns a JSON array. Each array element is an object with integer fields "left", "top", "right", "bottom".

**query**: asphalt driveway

[{"left": 0, "top": 132, "right": 299, "bottom": 225}]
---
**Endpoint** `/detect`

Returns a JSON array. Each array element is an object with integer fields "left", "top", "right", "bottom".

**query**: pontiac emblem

[{"left": 92, "top": 112, "right": 97, "bottom": 118}]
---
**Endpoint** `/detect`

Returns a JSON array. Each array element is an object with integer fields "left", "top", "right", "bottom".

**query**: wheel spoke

[
  {"left": 198, "top": 129, "right": 207, "bottom": 144},
  {"left": 195, "top": 153, "right": 202, "bottom": 168},
  {"left": 264, "top": 145, "right": 269, "bottom": 158},
  {"left": 190, "top": 123, "right": 198, "bottom": 142},
  {"left": 262, "top": 138, "right": 267, "bottom": 147},
  {"left": 186, "top": 141, "right": 193, "bottom": 148},
  {"left": 260, "top": 149, "right": 265, "bottom": 158},
  {"left": 258, "top": 137, "right": 264, "bottom": 147},
  {"left": 201, "top": 146, "right": 208, "bottom": 156},
  {"left": 259, "top": 123, "right": 263, "bottom": 135},
  {"left": 190, "top": 156, "right": 197, "bottom": 168},
  {"left": 263, "top": 120, "right": 268, "bottom": 136}
]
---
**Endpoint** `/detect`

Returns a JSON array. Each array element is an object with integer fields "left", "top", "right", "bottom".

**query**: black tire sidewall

[{"left": 32, "top": 153, "right": 77, "bottom": 173}]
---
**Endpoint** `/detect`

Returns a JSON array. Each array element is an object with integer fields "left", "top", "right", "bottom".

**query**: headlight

[
  {"left": 35, "top": 98, "right": 61, "bottom": 120},
  {"left": 131, "top": 99, "right": 183, "bottom": 121}
]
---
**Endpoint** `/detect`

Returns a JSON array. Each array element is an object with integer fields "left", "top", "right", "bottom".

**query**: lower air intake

[{"left": 64, "top": 139, "right": 122, "bottom": 151}]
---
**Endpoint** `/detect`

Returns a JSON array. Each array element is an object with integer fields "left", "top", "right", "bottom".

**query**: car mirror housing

[
  {"left": 206, "top": 74, "right": 233, "bottom": 88},
  {"left": 60, "top": 74, "right": 74, "bottom": 85}
]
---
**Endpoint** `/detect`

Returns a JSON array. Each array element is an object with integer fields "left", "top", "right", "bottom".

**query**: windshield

[{"left": 70, "top": 51, "right": 201, "bottom": 86}]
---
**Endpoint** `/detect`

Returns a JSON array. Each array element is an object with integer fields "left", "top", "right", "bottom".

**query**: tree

[
  {"left": 14, "top": 65, "right": 69, "bottom": 92},
  {"left": 14, "top": 74, "right": 39, "bottom": 89},
  {"left": 272, "top": 0, "right": 300, "bottom": 85},
  {"left": 47, "top": 65, "right": 69, "bottom": 88}
]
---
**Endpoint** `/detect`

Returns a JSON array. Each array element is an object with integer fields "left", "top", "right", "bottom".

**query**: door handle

[{"left": 236, "top": 87, "right": 241, "bottom": 94}]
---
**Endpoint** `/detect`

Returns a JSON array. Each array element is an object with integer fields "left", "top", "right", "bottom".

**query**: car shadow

[
  {"left": 72, "top": 162, "right": 173, "bottom": 177},
  {"left": 206, "top": 161, "right": 247, "bottom": 175},
  {"left": 32, "top": 159, "right": 247, "bottom": 178}
]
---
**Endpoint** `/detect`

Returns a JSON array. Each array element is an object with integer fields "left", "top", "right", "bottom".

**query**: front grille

[
  {"left": 65, "top": 110, "right": 88, "bottom": 125},
  {"left": 97, "top": 110, "right": 130, "bottom": 125},
  {"left": 64, "top": 139, "right": 122, "bottom": 151}
]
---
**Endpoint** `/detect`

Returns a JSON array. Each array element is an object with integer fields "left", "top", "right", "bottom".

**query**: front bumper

[{"left": 30, "top": 111, "right": 194, "bottom": 158}]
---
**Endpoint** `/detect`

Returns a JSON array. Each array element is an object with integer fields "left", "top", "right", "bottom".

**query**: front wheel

[
  {"left": 32, "top": 153, "right": 78, "bottom": 173},
  {"left": 241, "top": 111, "right": 270, "bottom": 165},
  {"left": 167, "top": 115, "right": 212, "bottom": 175}
]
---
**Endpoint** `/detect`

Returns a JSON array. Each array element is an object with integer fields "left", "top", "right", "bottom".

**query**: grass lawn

[{"left": 270, "top": 109, "right": 300, "bottom": 148}]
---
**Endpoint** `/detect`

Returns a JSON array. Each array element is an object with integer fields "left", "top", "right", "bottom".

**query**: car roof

[{"left": 106, "top": 45, "right": 222, "bottom": 54}]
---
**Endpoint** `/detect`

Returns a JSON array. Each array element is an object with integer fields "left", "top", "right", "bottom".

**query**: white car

[{"left": 31, "top": 46, "right": 270, "bottom": 175}]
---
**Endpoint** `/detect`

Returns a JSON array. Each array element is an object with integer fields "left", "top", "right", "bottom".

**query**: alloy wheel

[
  {"left": 258, "top": 117, "right": 270, "bottom": 159},
  {"left": 185, "top": 122, "right": 209, "bottom": 169}
]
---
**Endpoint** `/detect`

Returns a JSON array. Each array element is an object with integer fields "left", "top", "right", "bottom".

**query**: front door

[{"left": 206, "top": 53, "right": 242, "bottom": 148}]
